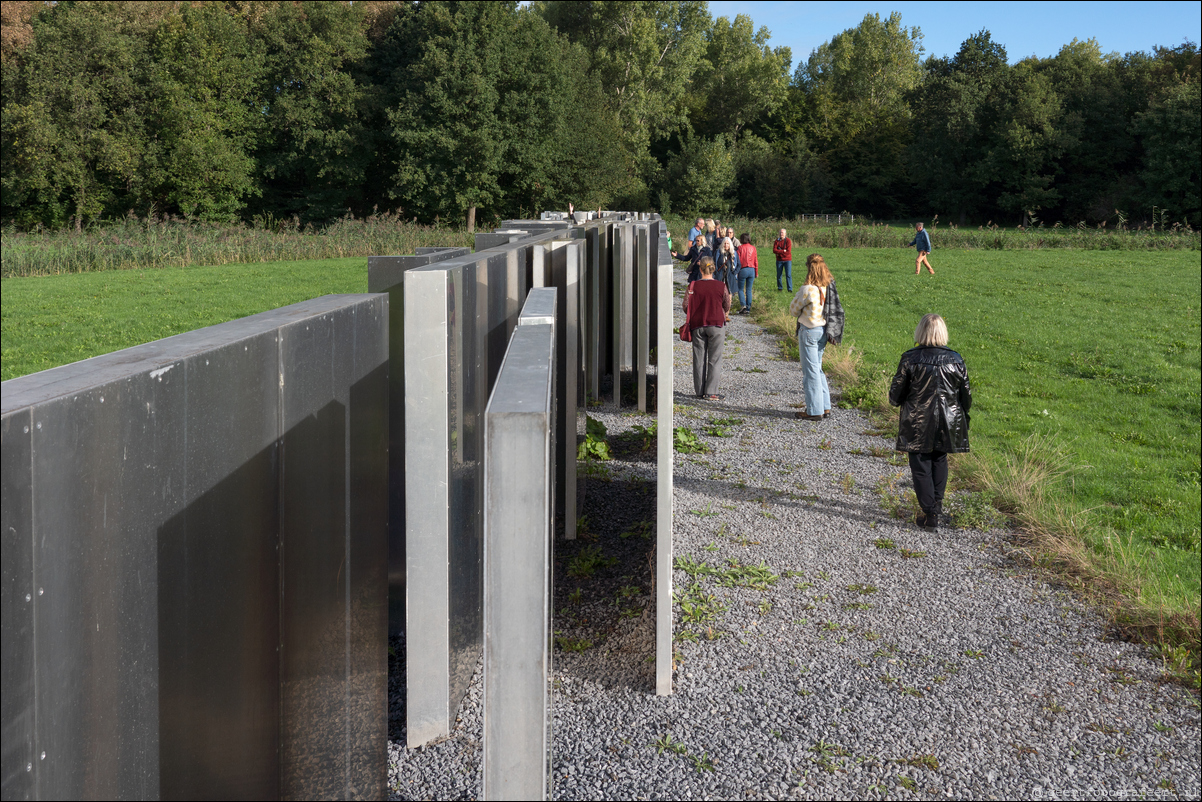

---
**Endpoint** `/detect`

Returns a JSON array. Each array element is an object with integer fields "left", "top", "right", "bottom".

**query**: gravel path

[{"left": 387, "top": 266, "right": 1200, "bottom": 801}]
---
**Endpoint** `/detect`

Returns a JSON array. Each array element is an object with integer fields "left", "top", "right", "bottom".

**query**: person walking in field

[
  {"left": 736, "top": 233, "right": 758, "bottom": 314},
  {"left": 888, "top": 314, "right": 972, "bottom": 530},
  {"left": 682, "top": 257, "right": 732, "bottom": 400},
  {"left": 773, "top": 228, "right": 793, "bottom": 292},
  {"left": 910, "top": 222, "right": 934, "bottom": 275}
]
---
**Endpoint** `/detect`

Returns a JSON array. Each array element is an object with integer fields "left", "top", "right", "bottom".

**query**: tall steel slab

[
  {"left": 583, "top": 226, "right": 602, "bottom": 400},
  {"left": 403, "top": 265, "right": 457, "bottom": 747},
  {"left": 1, "top": 410, "right": 34, "bottom": 801},
  {"left": 345, "top": 303, "right": 391, "bottom": 798},
  {"left": 549, "top": 241, "right": 580, "bottom": 540},
  {"left": 656, "top": 251, "right": 675, "bottom": 696},
  {"left": 482, "top": 323, "right": 555, "bottom": 802},
  {"left": 0, "top": 295, "right": 389, "bottom": 800},
  {"left": 636, "top": 225, "right": 651, "bottom": 412},
  {"left": 370, "top": 249, "right": 470, "bottom": 636},
  {"left": 159, "top": 330, "right": 280, "bottom": 800}
]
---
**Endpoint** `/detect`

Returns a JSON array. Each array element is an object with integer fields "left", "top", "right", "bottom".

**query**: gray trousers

[{"left": 691, "top": 326, "right": 725, "bottom": 396}]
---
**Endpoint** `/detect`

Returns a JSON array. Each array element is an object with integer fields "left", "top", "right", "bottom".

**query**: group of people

[{"left": 673, "top": 214, "right": 970, "bottom": 532}]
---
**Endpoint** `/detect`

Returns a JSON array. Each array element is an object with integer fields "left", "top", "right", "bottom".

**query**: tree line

[{"left": 2, "top": 1, "right": 1198, "bottom": 231}]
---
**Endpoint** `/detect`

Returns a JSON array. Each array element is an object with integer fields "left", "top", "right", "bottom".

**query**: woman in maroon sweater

[{"left": 682, "top": 257, "right": 732, "bottom": 399}]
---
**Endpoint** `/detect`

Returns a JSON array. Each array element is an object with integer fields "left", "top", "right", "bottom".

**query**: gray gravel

[{"left": 388, "top": 266, "right": 1200, "bottom": 800}]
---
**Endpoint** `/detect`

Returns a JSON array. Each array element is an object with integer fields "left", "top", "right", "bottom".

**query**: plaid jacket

[{"left": 822, "top": 279, "right": 845, "bottom": 344}]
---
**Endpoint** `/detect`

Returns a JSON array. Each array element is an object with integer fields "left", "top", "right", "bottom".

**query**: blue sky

[{"left": 707, "top": 1, "right": 1201, "bottom": 69}]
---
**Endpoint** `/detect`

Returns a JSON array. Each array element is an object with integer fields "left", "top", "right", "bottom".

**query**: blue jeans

[
  {"left": 776, "top": 260, "right": 792, "bottom": 291},
  {"left": 799, "top": 324, "right": 830, "bottom": 415},
  {"left": 737, "top": 268, "right": 756, "bottom": 308}
]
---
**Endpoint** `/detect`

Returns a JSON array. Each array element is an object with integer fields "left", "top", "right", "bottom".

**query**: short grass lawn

[
  {"left": 2, "top": 257, "right": 367, "bottom": 380},
  {"left": 753, "top": 248, "right": 1201, "bottom": 623}
]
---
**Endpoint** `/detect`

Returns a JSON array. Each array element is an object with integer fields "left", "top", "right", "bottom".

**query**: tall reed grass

[
  {"left": 663, "top": 215, "right": 1200, "bottom": 253},
  {"left": 1, "top": 210, "right": 475, "bottom": 277}
]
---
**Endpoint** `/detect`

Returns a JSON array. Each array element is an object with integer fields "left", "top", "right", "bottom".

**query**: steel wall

[
  {"left": 0, "top": 295, "right": 389, "bottom": 801},
  {"left": 481, "top": 320, "right": 556, "bottom": 802},
  {"left": 368, "top": 249, "right": 471, "bottom": 636}
]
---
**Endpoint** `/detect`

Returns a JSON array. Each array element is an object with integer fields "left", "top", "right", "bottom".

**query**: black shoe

[{"left": 915, "top": 512, "right": 938, "bottom": 531}]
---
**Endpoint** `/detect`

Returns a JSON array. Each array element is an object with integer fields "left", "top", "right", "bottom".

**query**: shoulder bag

[{"left": 680, "top": 281, "right": 694, "bottom": 341}]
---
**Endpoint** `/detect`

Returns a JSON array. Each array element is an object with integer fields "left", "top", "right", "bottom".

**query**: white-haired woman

[{"left": 888, "top": 314, "right": 972, "bottom": 530}]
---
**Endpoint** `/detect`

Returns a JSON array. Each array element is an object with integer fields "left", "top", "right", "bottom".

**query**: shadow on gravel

[
  {"left": 675, "top": 475, "right": 901, "bottom": 530},
  {"left": 673, "top": 392, "right": 806, "bottom": 422},
  {"left": 553, "top": 475, "right": 658, "bottom": 693}
]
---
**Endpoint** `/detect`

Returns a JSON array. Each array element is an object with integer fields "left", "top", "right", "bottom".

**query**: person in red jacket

[
  {"left": 772, "top": 228, "right": 793, "bottom": 292},
  {"left": 682, "top": 257, "right": 732, "bottom": 399},
  {"left": 735, "top": 233, "right": 758, "bottom": 314}
]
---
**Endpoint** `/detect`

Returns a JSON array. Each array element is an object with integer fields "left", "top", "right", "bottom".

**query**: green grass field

[
  {"left": 751, "top": 248, "right": 1201, "bottom": 651},
  {"left": 1, "top": 257, "right": 367, "bottom": 380}
]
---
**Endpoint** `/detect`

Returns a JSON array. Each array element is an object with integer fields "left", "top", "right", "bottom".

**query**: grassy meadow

[
  {"left": 1, "top": 257, "right": 369, "bottom": 380},
  {"left": 750, "top": 248, "right": 1201, "bottom": 657}
]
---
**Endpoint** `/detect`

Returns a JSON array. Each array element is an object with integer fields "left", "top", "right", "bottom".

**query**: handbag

[{"left": 679, "top": 281, "right": 694, "bottom": 341}]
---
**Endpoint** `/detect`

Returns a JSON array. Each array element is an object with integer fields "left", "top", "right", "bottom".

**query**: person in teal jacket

[{"left": 910, "top": 223, "right": 934, "bottom": 275}]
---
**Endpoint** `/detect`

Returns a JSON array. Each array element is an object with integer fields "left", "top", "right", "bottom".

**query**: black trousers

[{"left": 909, "top": 450, "right": 948, "bottom": 516}]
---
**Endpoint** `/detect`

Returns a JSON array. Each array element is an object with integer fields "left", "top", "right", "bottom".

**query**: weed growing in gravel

[
  {"left": 847, "top": 583, "right": 878, "bottom": 595},
  {"left": 650, "top": 733, "right": 688, "bottom": 756},
  {"left": 675, "top": 582, "right": 728, "bottom": 626},
  {"left": 690, "top": 502, "right": 719, "bottom": 518},
  {"left": 963, "top": 648, "right": 985, "bottom": 659},
  {"left": 577, "top": 461, "right": 613, "bottom": 480},
  {"left": 947, "top": 491, "right": 1008, "bottom": 530},
  {"left": 874, "top": 537, "right": 896, "bottom": 549},
  {"left": 619, "top": 519, "right": 654, "bottom": 539},
  {"left": 898, "top": 776, "right": 918, "bottom": 791},
  {"left": 674, "top": 426, "right": 709, "bottom": 453},
  {"left": 757, "top": 599, "right": 772, "bottom": 615},
  {"left": 875, "top": 473, "right": 920, "bottom": 520},
  {"left": 864, "top": 630, "right": 882, "bottom": 641},
  {"left": 817, "top": 437, "right": 834, "bottom": 450},
  {"left": 568, "top": 587, "right": 582, "bottom": 605},
  {"left": 718, "top": 560, "right": 779, "bottom": 590},
  {"left": 578, "top": 416, "right": 613, "bottom": 460},
  {"left": 555, "top": 636, "right": 594, "bottom": 652},
  {"left": 628, "top": 422, "right": 657, "bottom": 451},
  {"left": 839, "top": 473, "right": 857, "bottom": 494},
  {"left": 899, "top": 754, "right": 940, "bottom": 771},
  {"left": 868, "top": 445, "right": 893, "bottom": 458},
  {"left": 567, "top": 544, "right": 618, "bottom": 578},
  {"left": 703, "top": 541, "right": 719, "bottom": 552},
  {"left": 900, "top": 548, "right": 927, "bottom": 559},
  {"left": 843, "top": 602, "right": 874, "bottom": 610}
]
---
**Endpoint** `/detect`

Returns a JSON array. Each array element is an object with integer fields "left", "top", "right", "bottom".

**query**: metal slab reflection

[
  {"left": 482, "top": 323, "right": 555, "bottom": 802},
  {"left": 0, "top": 295, "right": 389, "bottom": 800}
]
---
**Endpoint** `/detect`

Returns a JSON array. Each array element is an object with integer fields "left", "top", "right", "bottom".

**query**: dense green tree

[
  {"left": 1, "top": 2, "right": 151, "bottom": 228},
  {"left": 795, "top": 12, "right": 924, "bottom": 215},
  {"left": 143, "top": 3, "right": 263, "bottom": 221},
  {"left": 663, "top": 132, "right": 736, "bottom": 214},
  {"left": 689, "top": 14, "right": 791, "bottom": 139},
  {"left": 535, "top": 0, "right": 709, "bottom": 204},
  {"left": 248, "top": 1, "right": 372, "bottom": 222},
  {"left": 1134, "top": 79, "right": 1202, "bottom": 227},
  {"left": 382, "top": 2, "right": 625, "bottom": 229},
  {"left": 1, "top": 2, "right": 1198, "bottom": 229},
  {"left": 731, "top": 133, "right": 829, "bottom": 218}
]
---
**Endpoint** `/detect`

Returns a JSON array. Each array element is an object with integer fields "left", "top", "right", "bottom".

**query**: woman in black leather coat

[{"left": 888, "top": 314, "right": 972, "bottom": 530}]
